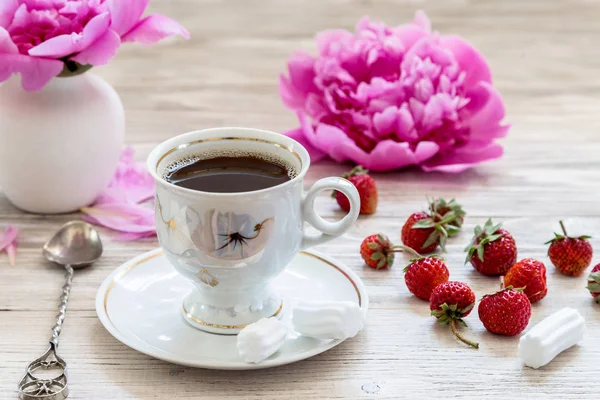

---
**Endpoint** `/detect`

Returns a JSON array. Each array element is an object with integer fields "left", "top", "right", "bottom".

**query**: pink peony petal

[
  {"left": 467, "top": 82, "right": 508, "bottom": 139},
  {"left": 315, "top": 29, "right": 354, "bottom": 57},
  {"left": 441, "top": 35, "right": 492, "bottom": 89},
  {"left": 373, "top": 106, "right": 398, "bottom": 136},
  {"left": 412, "top": 10, "right": 431, "bottom": 32},
  {"left": 421, "top": 142, "right": 503, "bottom": 173},
  {"left": 279, "top": 74, "right": 305, "bottom": 110},
  {"left": 0, "top": 27, "right": 18, "bottom": 53},
  {"left": 81, "top": 203, "right": 155, "bottom": 233},
  {"left": 0, "top": 0, "right": 18, "bottom": 28},
  {"left": 0, "top": 53, "right": 64, "bottom": 91},
  {"left": 121, "top": 14, "right": 190, "bottom": 45},
  {"left": 312, "top": 123, "right": 371, "bottom": 165},
  {"left": 108, "top": 0, "right": 149, "bottom": 36},
  {"left": 70, "top": 28, "right": 121, "bottom": 66},
  {"left": 283, "top": 126, "right": 326, "bottom": 162},
  {"left": 96, "top": 146, "right": 155, "bottom": 205},
  {"left": 366, "top": 140, "right": 439, "bottom": 171},
  {"left": 0, "top": 225, "right": 18, "bottom": 252},
  {"left": 287, "top": 50, "right": 318, "bottom": 96},
  {"left": 6, "top": 243, "right": 16, "bottom": 266},
  {"left": 28, "top": 12, "right": 110, "bottom": 58},
  {"left": 395, "top": 105, "right": 418, "bottom": 141},
  {"left": 392, "top": 25, "right": 429, "bottom": 51}
]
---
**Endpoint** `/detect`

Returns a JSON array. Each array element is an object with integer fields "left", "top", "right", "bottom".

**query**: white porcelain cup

[{"left": 147, "top": 127, "right": 360, "bottom": 334}]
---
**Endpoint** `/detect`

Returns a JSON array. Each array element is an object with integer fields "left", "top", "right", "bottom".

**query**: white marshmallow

[
  {"left": 237, "top": 317, "right": 288, "bottom": 363},
  {"left": 292, "top": 300, "right": 365, "bottom": 340},
  {"left": 518, "top": 307, "right": 586, "bottom": 369}
]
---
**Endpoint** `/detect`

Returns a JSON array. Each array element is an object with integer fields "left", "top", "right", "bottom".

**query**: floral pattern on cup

[{"left": 186, "top": 209, "right": 275, "bottom": 261}]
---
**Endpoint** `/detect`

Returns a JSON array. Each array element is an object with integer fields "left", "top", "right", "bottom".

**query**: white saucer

[{"left": 96, "top": 248, "right": 368, "bottom": 370}]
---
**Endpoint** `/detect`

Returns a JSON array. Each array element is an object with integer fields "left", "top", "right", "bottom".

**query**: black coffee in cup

[{"left": 164, "top": 153, "right": 297, "bottom": 193}]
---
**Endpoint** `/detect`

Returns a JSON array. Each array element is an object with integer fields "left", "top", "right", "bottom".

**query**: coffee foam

[{"left": 162, "top": 148, "right": 299, "bottom": 180}]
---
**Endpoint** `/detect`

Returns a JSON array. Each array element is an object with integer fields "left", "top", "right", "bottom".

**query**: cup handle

[{"left": 300, "top": 177, "right": 360, "bottom": 249}]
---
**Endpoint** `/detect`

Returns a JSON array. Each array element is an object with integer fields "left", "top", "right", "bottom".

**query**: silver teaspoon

[{"left": 18, "top": 221, "right": 103, "bottom": 400}]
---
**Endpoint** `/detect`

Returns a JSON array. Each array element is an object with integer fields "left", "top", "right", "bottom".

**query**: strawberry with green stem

[
  {"left": 401, "top": 198, "right": 466, "bottom": 253},
  {"left": 360, "top": 233, "right": 422, "bottom": 269},
  {"left": 430, "top": 281, "right": 479, "bottom": 349},
  {"left": 465, "top": 219, "right": 517, "bottom": 276},
  {"left": 546, "top": 220, "right": 593, "bottom": 276}
]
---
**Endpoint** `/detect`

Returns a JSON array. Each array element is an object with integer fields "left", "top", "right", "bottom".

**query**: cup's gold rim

[{"left": 146, "top": 129, "right": 311, "bottom": 198}]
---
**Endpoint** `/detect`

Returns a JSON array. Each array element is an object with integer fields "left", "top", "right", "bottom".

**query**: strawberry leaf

[
  {"left": 376, "top": 258, "right": 386, "bottom": 269},
  {"left": 387, "top": 254, "right": 394, "bottom": 268},
  {"left": 486, "top": 234, "right": 503, "bottom": 242},
  {"left": 368, "top": 242, "right": 379, "bottom": 250},
  {"left": 446, "top": 225, "right": 460, "bottom": 237},
  {"left": 588, "top": 272, "right": 600, "bottom": 283},
  {"left": 460, "top": 303, "right": 474, "bottom": 314},
  {"left": 370, "top": 252, "right": 382, "bottom": 261},
  {"left": 413, "top": 219, "right": 436, "bottom": 229},
  {"left": 422, "top": 230, "right": 440, "bottom": 250},
  {"left": 477, "top": 245, "right": 485, "bottom": 262},
  {"left": 587, "top": 283, "right": 600, "bottom": 292}
]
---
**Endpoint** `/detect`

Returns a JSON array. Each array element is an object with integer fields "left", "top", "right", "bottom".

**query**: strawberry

[
  {"left": 464, "top": 219, "right": 517, "bottom": 276},
  {"left": 333, "top": 165, "right": 377, "bottom": 215},
  {"left": 360, "top": 233, "right": 421, "bottom": 269},
  {"left": 586, "top": 264, "right": 600, "bottom": 304},
  {"left": 478, "top": 287, "right": 531, "bottom": 336},
  {"left": 404, "top": 256, "right": 449, "bottom": 301},
  {"left": 546, "top": 220, "right": 593, "bottom": 276},
  {"left": 401, "top": 199, "right": 465, "bottom": 253},
  {"left": 430, "top": 281, "right": 479, "bottom": 348},
  {"left": 504, "top": 258, "right": 547, "bottom": 303}
]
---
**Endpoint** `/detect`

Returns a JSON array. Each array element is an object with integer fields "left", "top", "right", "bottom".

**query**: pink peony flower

[
  {"left": 81, "top": 147, "right": 156, "bottom": 241},
  {"left": 0, "top": 0, "right": 189, "bottom": 91},
  {"left": 279, "top": 12, "right": 508, "bottom": 173}
]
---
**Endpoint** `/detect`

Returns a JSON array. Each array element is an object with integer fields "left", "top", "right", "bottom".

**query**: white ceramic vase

[{"left": 0, "top": 73, "right": 125, "bottom": 214}]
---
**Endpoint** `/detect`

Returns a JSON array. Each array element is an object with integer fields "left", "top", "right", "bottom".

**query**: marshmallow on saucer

[
  {"left": 292, "top": 300, "right": 365, "bottom": 340},
  {"left": 518, "top": 307, "right": 585, "bottom": 369},
  {"left": 237, "top": 317, "right": 288, "bottom": 363}
]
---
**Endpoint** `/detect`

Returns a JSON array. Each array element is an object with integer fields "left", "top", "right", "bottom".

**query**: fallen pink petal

[
  {"left": 82, "top": 147, "right": 157, "bottom": 240},
  {"left": 96, "top": 147, "right": 155, "bottom": 205},
  {"left": 0, "top": 225, "right": 18, "bottom": 266},
  {"left": 279, "top": 11, "right": 508, "bottom": 173},
  {"left": 81, "top": 203, "right": 156, "bottom": 234}
]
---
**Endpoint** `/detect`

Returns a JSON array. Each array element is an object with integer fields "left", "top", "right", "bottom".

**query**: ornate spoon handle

[
  {"left": 50, "top": 265, "right": 74, "bottom": 347},
  {"left": 18, "top": 265, "right": 73, "bottom": 400}
]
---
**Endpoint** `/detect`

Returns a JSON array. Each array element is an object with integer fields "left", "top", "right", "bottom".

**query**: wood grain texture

[{"left": 1, "top": 0, "right": 599, "bottom": 398}]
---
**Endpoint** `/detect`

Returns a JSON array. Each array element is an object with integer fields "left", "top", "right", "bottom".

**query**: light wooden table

[{"left": 1, "top": 0, "right": 599, "bottom": 398}]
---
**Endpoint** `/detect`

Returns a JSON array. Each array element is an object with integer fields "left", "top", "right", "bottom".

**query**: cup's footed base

[{"left": 181, "top": 291, "right": 284, "bottom": 335}]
